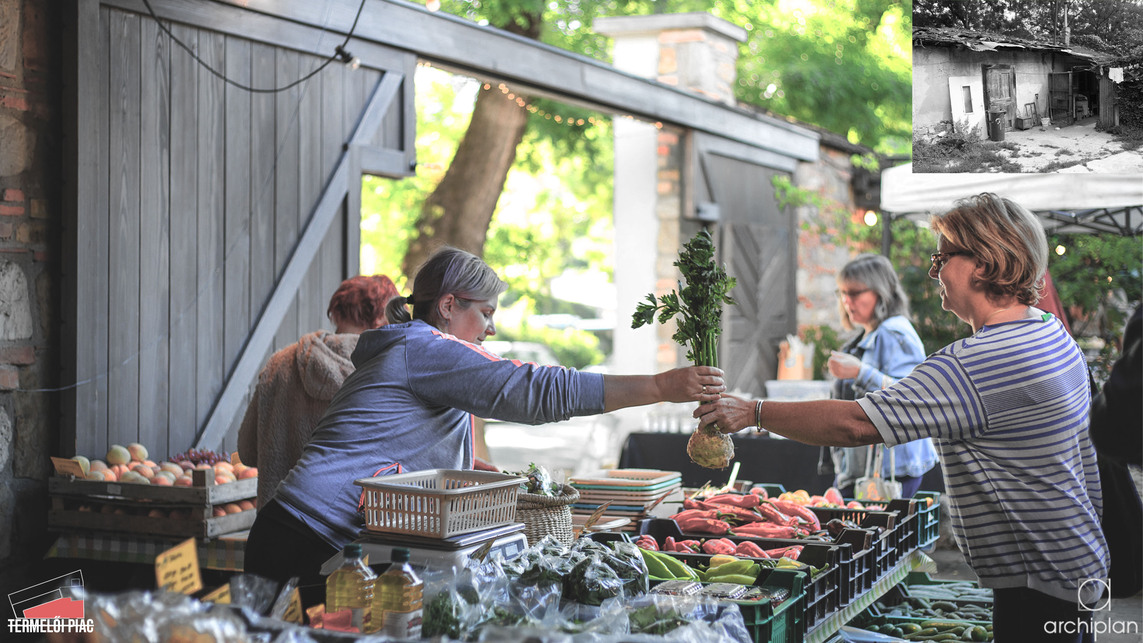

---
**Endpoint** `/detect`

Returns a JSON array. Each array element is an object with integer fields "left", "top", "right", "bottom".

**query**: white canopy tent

[{"left": 880, "top": 164, "right": 1143, "bottom": 236}]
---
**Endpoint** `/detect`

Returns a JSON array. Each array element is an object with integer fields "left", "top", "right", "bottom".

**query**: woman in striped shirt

[{"left": 699, "top": 193, "right": 1108, "bottom": 641}]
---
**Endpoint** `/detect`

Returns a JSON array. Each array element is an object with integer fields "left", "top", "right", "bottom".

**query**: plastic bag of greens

[
  {"left": 505, "top": 462, "right": 561, "bottom": 496},
  {"left": 420, "top": 568, "right": 468, "bottom": 640},
  {"left": 563, "top": 554, "right": 626, "bottom": 607},
  {"left": 624, "top": 594, "right": 751, "bottom": 643},
  {"left": 603, "top": 540, "right": 649, "bottom": 596}
]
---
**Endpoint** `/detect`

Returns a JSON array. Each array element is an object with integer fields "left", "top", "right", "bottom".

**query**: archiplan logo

[{"left": 7, "top": 570, "right": 94, "bottom": 635}]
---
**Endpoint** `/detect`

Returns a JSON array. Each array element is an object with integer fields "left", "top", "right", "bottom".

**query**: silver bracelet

[{"left": 754, "top": 399, "right": 764, "bottom": 428}]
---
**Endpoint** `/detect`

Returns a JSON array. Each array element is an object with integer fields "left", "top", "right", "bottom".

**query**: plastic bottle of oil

[
  {"left": 372, "top": 547, "right": 423, "bottom": 639},
  {"left": 324, "top": 542, "right": 376, "bottom": 632}
]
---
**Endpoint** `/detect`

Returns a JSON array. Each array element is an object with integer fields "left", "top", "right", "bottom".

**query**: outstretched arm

[
  {"left": 694, "top": 393, "right": 881, "bottom": 447},
  {"left": 602, "top": 366, "right": 724, "bottom": 413}
]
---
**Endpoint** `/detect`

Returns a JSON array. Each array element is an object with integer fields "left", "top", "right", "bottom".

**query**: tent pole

[{"left": 881, "top": 213, "right": 893, "bottom": 257}]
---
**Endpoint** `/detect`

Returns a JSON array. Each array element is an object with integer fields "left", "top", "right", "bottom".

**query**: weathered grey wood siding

[
  {"left": 65, "top": 1, "right": 413, "bottom": 459},
  {"left": 689, "top": 133, "right": 797, "bottom": 395}
]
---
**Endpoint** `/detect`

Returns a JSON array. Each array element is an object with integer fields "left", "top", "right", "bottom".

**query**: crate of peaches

[{"left": 47, "top": 444, "right": 259, "bottom": 539}]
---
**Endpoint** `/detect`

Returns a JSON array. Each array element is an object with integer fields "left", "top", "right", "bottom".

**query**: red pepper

[
  {"left": 749, "top": 487, "right": 769, "bottom": 499},
  {"left": 675, "top": 539, "right": 703, "bottom": 553},
  {"left": 734, "top": 540, "right": 769, "bottom": 558},
  {"left": 707, "top": 493, "right": 761, "bottom": 509},
  {"left": 686, "top": 500, "right": 763, "bottom": 524},
  {"left": 670, "top": 508, "right": 722, "bottom": 522},
  {"left": 676, "top": 517, "right": 731, "bottom": 535},
  {"left": 755, "top": 502, "right": 796, "bottom": 526},
  {"left": 701, "top": 538, "right": 738, "bottom": 555},
  {"left": 730, "top": 522, "right": 798, "bottom": 538},
  {"left": 768, "top": 499, "right": 821, "bottom": 531},
  {"left": 664, "top": 536, "right": 677, "bottom": 552},
  {"left": 635, "top": 535, "right": 659, "bottom": 551}
]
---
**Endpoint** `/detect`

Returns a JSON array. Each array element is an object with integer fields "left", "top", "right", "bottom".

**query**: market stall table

[
  {"left": 47, "top": 530, "right": 249, "bottom": 572},
  {"left": 619, "top": 432, "right": 835, "bottom": 491}
]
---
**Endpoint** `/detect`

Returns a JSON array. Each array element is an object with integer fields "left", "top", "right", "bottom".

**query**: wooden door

[
  {"left": 1050, "top": 72, "right": 1074, "bottom": 126},
  {"left": 690, "top": 133, "right": 797, "bottom": 396},
  {"left": 983, "top": 65, "right": 1016, "bottom": 127}
]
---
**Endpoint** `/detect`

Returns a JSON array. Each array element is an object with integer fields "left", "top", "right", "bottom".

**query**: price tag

[
  {"left": 583, "top": 500, "right": 613, "bottom": 531},
  {"left": 154, "top": 538, "right": 203, "bottom": 594},
  {"left": 470, "top": 539, "right": 495, "bottom": 563},
  {"left": 282, "top": 588, "right": 304, "bottom": 623},
  {"left": 202, "top": 584, "right": 231, "bottom": 604},
  {"left": 51, "top": 457, "right": 85, "bottom": 478}
]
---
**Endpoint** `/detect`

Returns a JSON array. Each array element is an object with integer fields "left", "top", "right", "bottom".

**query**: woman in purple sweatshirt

[{"left": 245, "top": 246, "right": 724, "bottom": 605}]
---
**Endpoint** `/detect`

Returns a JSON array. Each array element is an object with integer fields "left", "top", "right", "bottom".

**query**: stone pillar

[
  {"left": 0, "top": 0, "right": 57, "bottom": 585},
  {"left": 595, "top": 13, "right": 746, "bottom": 106},
  {"left": 594, "top": 13, "right": 745, "bottom": 436}
]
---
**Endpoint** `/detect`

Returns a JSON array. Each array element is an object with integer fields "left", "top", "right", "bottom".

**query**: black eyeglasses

[
  {"left": 835, "top": 288, "right": 871, "bottom": 299},
  {"left": 930, "top": 251, "right": 973, "bottom": 272}
]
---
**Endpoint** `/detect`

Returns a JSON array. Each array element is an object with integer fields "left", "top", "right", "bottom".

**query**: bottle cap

[
  {"left": 343, "top": 542, "right": 363, "bottom": 558},
  {"left": 391, "top": 547, "right": 411, "bottom": 563}
]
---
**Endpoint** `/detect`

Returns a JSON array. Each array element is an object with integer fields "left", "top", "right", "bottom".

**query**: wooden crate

[{"left": 48, "top": 471, "right": 257, "bottom": 540}]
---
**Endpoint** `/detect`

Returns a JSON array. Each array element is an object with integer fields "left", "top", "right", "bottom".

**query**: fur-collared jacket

[{"left": 238, "top": 330, "right": 359, "bottom": 507}]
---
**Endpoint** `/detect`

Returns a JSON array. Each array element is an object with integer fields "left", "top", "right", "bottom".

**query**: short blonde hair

[{"left": 931, "top": 193, "right": 1048, "bottom": 306}]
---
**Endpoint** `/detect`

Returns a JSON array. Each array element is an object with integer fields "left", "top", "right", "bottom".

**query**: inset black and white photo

[{"left": 913, "top": 0, "right": 1143, "bottom": 172}]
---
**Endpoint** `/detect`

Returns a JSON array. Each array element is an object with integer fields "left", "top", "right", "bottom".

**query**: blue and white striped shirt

[{"left": 857, "top": 313, "right": 1108, "bottom": 604}]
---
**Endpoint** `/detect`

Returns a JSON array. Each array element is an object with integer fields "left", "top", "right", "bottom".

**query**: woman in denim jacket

[{"left": 828, "top": 253, "right": 938, "bottom": 498}]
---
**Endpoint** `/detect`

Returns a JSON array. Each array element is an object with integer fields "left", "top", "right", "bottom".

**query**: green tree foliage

[
  {"left": 914, "top": 0, "right": 1143, "bottom": 54},
  {"left": 434, "top": 0, "right": 912, "bottom": 154}
]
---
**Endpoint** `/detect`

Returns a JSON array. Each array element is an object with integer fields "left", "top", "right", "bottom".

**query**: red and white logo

[{"left": 8, "top": 570, "right": 85, "bottom": 619}]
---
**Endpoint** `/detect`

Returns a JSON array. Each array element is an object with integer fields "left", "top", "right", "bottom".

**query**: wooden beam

[
  {"left": 194, "top": 76, "right": 390, "bottom": 449},
  {"left": 141, "top": 0, "right": 820, "bottom": 162}
]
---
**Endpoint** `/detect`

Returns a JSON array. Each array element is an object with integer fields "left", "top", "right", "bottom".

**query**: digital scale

[{"left": 319, "top": 522, "right": 529, "bottom": 574}]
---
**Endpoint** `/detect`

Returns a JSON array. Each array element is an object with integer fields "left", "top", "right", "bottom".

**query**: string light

[{"left": 462, "top": 78, "right": 657, "bottom": 130}]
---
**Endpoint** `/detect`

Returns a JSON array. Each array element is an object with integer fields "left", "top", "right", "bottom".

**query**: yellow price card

[{"left": 155, "top": 538, "right": 203, "bottom": 594}]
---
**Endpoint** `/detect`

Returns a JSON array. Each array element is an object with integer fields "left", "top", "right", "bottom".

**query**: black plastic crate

[
  {"left": 914, "top": 491, "right": 941, "bottom": 548},
  {"left": 637, "top": 519, "right": 844, "bottom": 627},
  {"left": 656, "top": 550, "right": 833, "bottom": 633},
  {"left": 639, "top": 517, "right": 869, "bottom": 606},
  {"left": 809, "top": 505, "right": 899, "bottom": 581},
  {"left": 834, "top": 528, "right": 876, "bottom": 601}
]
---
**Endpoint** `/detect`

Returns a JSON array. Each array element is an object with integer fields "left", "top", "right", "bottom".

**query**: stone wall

[
  {"left": 0, "top": 0, "right": 60, "bottom": 596},
  {"left": 794, "top": 145, "right": 869, "bottom": 334}
]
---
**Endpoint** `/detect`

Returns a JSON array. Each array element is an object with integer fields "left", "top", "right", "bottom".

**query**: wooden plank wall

[
  {"left": 690, "top": 135, "right": 796, "bottom": 397},
  {"left": 77, "top": 5, "right": 386, "bottom": 458}
]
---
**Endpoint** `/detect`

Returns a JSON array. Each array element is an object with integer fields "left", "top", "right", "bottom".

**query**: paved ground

[{"left": 996, "top": 117, "right": 1143, "bottom": 173}]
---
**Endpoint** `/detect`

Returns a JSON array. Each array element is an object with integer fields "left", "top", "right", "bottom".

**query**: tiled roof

[{"left": 913, "top": 26, "right": 1118, "bottom": 66}]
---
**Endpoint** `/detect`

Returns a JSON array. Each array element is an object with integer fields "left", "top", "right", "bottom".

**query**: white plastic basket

[{"left": 355, "top": 469, "right": 523, "bottom": 539}]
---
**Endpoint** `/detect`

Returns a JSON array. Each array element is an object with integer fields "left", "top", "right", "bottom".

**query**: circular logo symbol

[{"left": 1078, "top": 578, "right": 1111, "bottom": 611}]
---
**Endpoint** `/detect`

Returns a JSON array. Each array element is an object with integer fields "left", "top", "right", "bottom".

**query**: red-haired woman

[{"left": 238, "top": 274, "right": 399, "bottom": 508}]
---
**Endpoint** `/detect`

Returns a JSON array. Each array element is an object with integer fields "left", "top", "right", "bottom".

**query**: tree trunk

[
  {"left": 403, "top": 84, "right": 530, "bottom": 276},
  {"left": 402, "top": 9, "right": 541, "bottom": 278}
]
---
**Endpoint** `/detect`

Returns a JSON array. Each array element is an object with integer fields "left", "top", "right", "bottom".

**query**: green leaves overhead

[{"left": 432, "top": 0, "right": 912, "bottom": 154}]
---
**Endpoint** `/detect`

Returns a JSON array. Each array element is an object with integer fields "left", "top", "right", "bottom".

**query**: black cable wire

[{"left": 140, "top": 0, "right": 368, "bottom": 93}]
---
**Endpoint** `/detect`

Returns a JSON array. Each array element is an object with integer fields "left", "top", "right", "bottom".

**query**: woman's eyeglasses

[
  {"left": 835, "top": 288, "right": 871, "bottom": 299},
  {"left": 929, "top": 251, "right": 972, "bottom": 274}
]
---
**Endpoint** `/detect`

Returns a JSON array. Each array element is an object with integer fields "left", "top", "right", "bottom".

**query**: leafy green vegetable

[
  {"left": 631, "top": 228, "right": 737, "bottom": 367},
  {"left": 506, "top": 462, "right": 561, "bottom": 496},
  {"left": 421, "top": 592, "right": 463, "bottom": 638}
]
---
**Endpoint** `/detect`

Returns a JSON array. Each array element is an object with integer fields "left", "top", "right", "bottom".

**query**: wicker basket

[{"left": 515, "top": 484, "right": 580, "bottom": 546}]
